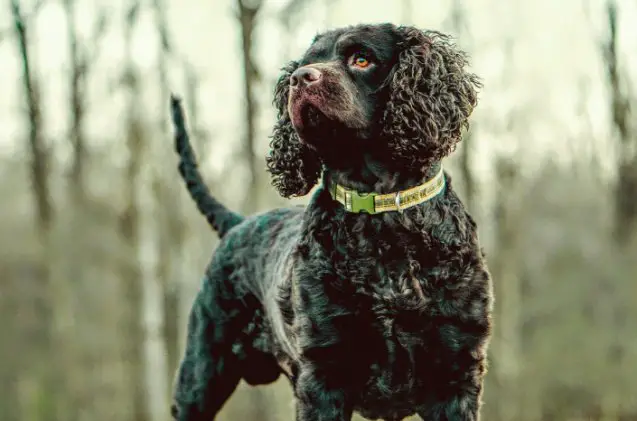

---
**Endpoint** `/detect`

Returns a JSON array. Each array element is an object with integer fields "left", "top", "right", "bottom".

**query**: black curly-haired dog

[{"left": 170, "top": 23, "right": 493, "bottom": 421}]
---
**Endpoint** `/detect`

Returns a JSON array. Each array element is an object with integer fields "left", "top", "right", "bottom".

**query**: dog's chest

[
  {"left": 350, "top": 281, "right": 456, "bottom": 421},
  {"left": 350, "top": 292, "right": 440, "bottom": 421},
  {"left": 336, "top": 233, "right": 455, "bottom": 418},
  {"left": 286, "top": 211, "right": 489, "bottom": 419}
]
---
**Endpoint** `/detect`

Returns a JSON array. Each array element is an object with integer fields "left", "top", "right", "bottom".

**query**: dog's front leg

[
  {"left": 291, "top": 280, "right": 357, "bottom": 419},
  {"left": 293, "top": 316, "right": 357, "bottom": 421},
  {"left": 295, "top": 364, "right": 353, "bottom": 421},
  {"left": 417, "top": 353, "right": 487, "bottom": 421},
  {"left": 418, "top": 387, "right": 482, "bottom": 421}
]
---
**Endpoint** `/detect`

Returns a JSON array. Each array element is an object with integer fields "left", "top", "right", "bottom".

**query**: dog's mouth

[
  {"left": 289, "top": 98, "right": 331, "bottom": 137},
  {"left": 301, "top": 104, "right": 327, "bottom": 128},
  {"left": 288, "top": 85, "right": 371, "bottom": 145}
]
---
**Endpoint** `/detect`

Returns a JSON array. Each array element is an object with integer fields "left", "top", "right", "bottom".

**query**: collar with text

[{"left": 328, "top": 167, "right": 446, "bottom": 214}]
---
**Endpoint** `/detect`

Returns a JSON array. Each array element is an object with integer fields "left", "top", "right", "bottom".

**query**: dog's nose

[{"left": 290, "top": 67, "right": 322, "bottom": 87}]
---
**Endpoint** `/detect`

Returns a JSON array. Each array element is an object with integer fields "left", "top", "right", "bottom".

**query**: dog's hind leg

[
  {"left": 171, "top": 263, "right": 249, "bottom": 421},
  {"left": 239, "top": 307, "right": 283, "bottom": 386}
]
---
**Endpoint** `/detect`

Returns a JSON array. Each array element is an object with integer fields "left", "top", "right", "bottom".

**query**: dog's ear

[
  {"left": 266, "top": 61, "right": 322, "bottom": 198},
  {"left": 381, "top": 27, "right": 482, "bottom": 169}
]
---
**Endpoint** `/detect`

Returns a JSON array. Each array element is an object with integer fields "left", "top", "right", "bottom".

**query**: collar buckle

[{"left": 346, "top": 190, "right": 376, "bottom": 214}]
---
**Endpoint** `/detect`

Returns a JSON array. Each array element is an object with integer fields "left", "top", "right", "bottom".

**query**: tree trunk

[
  {"left": 63, "top": 0, "right": 86, "bottom": 205},
  {"left": 61, "top": 9, "right": 112, "bottom": 414},
  {"left": 120, "top": 115, "right": 149, "bottom": 421},
  {"left": 136, "top": 3, "right": 171, "bottom": 417},
  {"left": 60, "top": 4, "right": 88, "bottom": 418},
  {"left": 11, "top": 2, "right": 50, "bottom": 233},
  {"left": 235, "top": 2, "right": 274, "bottom": 419},
  {"left": 10, "top": 1, "right": 61, "bottom": 419},
  {"left": 238, "top": 0, "right": 262, "bottom": 213},
  {"left": 118, "top": 3, "right": 150, "bottom": 421},
  {"left": 599, "top": 5, "right": 633, "bottom": 416},
  {"left": 448, "top": 0, "right": 477, "bottom": 213},
  {"left": 138, "top": 161, "right": 170, "bottom": 421},
  {"left": 458, "top": 131, "right": 476, "bottom": 212},
  {"left": 491, "top": 159, "right": 523, "bottom": 421},
  {"left": 603, "top": 1, "right": 637, "bottom": 245},
  {"left": 150, "top": 0, "right": 184, "bottom": 389}
]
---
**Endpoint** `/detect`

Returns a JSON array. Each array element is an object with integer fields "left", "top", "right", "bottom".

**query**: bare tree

[
  {"left": 11, "top": 1, "right": 50, "bottom": 233},
  {"left": 602, "top": 0, "right": 637, "bottom": 245},
  {"left": 132, "top": 2, "right": 171, "bottom": 418},
  {"left": 447, "top": 0, "right": 478, "bottom": 212},
  {"left": 116, "top": 2, "right": 151, "bottom": 421},
  {"left": 150, "top": 0, "right": 187, "bottom": 392},
  {"left": 58, "top": 7, "right": 111, "bottom": 417},
  {"left": 596, "top": 5, "right": 634, "bottom": 416},
  {"left": 490, "top": 157, "right": 525, "bottom": 421},
  {"left": 10, "top": 0, "right": 63, "bottom": 419},
  {"left": 480, "top": 30, "right": 528, "bottom": 421},
  {"left": 63, "top": 0, "right": 86, "bottom": 204},
  {"left": 11, "top": 0, "right": 49, "bottom": 364},
  {"left": 119, "top": 113, "right": 148, "bottom": 421},
  {"left": 237, "top": 0, "right": 263, "bottom": 213},
  {"left": 457, "top": 130, "right": 476, "bottom": 211},
  {"left": 138, "top": 64, "right": 170, "bottom": 421},
  {"left": 63, "top": 0, "right": 108, "bottom": 204},
  {"left": 233, "top": 2, "right": 275, "bottom": 419}
]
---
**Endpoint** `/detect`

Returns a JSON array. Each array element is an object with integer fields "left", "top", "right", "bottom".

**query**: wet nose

[{"left": 290, "top": 67, "right": 322, "bottom": 87}]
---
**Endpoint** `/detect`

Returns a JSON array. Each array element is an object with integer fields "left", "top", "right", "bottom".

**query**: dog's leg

[
  {"left": 292, "top": 301, "right": 357, "bottom": 421},
  {"left": 418, "top": 394, "right": 481, "bottom": 421},
  {"left": 417, "top": 368, "right": 485, "bottom": 421},
  {"left": 292, "top": 281, "right": 358, "bottom": 420},
  {"left": 171, "top": 265, "right": 246, "bottom": 421}
]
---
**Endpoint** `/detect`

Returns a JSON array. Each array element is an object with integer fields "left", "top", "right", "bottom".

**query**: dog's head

[{"left": 267, "top": 23, "right": 481, "bottom": 197}]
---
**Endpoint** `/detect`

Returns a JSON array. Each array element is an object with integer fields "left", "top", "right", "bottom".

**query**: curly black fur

[
  {"left": 170, "top": 23, "right": 492, "bottom": 421},
  {"left": 265, "top": 60, "right": 323, "bottom": 197},
  {"left": 380, "top": 29, "right": 481, "bottom": 170}
]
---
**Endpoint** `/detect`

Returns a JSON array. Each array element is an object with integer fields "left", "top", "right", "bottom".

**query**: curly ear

[
  {"left": 266, "top": 61, "right": 322, "bottom": 198},
  {"left": 381, "top": 28, "right": 482, "bottom": 169}
]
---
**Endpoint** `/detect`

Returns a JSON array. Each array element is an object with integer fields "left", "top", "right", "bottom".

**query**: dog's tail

[{"left": 170, "top": 95, "right": 244, "bottom": 238}]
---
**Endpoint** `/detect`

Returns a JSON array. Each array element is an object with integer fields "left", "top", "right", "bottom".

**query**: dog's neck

[{"left": 321, "top": 152, "right": 442, "bottom": 196}]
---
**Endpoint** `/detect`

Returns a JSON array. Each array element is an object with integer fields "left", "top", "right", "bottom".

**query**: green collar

[{"left": 327, "top": 167, "right": 446, "bottom": 214}]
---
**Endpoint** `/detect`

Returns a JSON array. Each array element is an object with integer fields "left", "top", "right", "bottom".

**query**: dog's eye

[{"left": 350, "top": 54, "right": 371, "bottom": 68}]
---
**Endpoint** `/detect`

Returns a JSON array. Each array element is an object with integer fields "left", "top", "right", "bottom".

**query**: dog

[{"left": 169, "top": 23, "right": 493, "bottom": 421}]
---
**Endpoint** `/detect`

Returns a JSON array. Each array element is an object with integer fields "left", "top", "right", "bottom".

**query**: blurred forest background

[{"left": 0, "top": 0, "right": 636, "bottom": 420}]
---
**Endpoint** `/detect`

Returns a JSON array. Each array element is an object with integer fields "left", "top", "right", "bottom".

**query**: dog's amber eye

[{"left": 352, "top": 55, "right": 370, "bottom": 68}]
